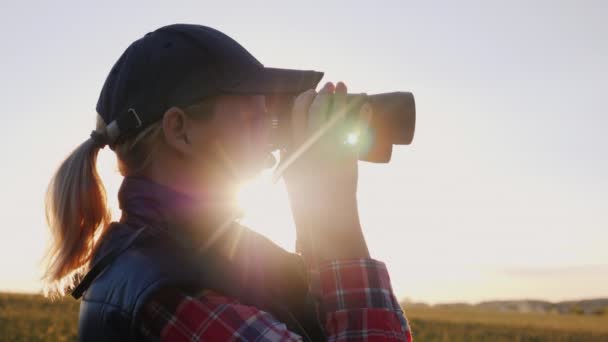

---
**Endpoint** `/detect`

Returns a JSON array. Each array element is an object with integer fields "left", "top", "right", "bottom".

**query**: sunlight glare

[
  {"left": 236, "top": 167, "right": 296, "bottom": 251},
  {"left": 346, "top": 132, "right": 359, "bottom": 145},
  {"left": 236, "top": 172, "right": 273, "bottom": 214}
]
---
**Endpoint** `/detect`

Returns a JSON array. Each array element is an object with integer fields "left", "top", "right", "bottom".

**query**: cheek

[
  {"left": 225, "top": 123, "right": 252, "bottom": 160},
  {"left": 200, "top": 103, "right": 269, "bottom": 170},
  {"left": 218, "top": 123, "right": 270, "bottom": 175},
  {"left": 188, "top": 121, "right": 218, "bottom": 159},
  {"left": 208, "top": 117, "right": 251, "bottom": 162}
]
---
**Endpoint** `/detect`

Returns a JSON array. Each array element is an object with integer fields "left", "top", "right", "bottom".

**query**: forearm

[
  {"left": 279, "top": 82, "right": 411, "bottom": 340},
  {"left": 289, "top": 192, "right": 370, "bottom": 263}
]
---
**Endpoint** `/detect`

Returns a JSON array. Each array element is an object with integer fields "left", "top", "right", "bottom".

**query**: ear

[{"left": 161, "top": 107, "right": 194, "bottom": 156}]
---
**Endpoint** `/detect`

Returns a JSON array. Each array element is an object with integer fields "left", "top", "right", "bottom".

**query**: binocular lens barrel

[
  {"left": 267, "top": 91, "right": 415, "bottom": 163},
  {"left": 360, "top": 92, "right": 416, "bottom": 162}
]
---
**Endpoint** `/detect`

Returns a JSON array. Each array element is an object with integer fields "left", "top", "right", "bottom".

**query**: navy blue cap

[{"left": 96, "top": 24, "right": 324, "bottom": 146}]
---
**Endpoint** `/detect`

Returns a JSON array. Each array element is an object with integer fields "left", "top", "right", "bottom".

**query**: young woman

[{"left": 44, "top": 24, "right": 412, "bottom": 341}]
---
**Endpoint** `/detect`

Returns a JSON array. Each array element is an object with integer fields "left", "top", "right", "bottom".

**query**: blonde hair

[
  {"left": 42, "top": 119, "right": 161, "bottom": 297},
  {"left": 43, "top": 100, "right": 215, "bottom": 297}
]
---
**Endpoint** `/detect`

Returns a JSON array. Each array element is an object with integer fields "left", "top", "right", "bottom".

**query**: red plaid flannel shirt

[{"left": 140, "top": 259, "right": 412, "bottom": 341}]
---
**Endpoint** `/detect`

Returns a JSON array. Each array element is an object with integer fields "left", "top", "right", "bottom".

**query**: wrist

[
  {"left": 297, "top": 227, "right": 370, "bottom": 264},
  {"left": 291, "top": 197, "right": 370, "bottom": 263}
]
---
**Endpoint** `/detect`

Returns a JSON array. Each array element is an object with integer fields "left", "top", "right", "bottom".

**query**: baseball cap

[{"left": 95, "top": 23, "right": 324, "bottom": 147}]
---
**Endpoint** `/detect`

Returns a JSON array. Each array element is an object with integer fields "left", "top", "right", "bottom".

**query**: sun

[
  {"left": 236, "top": 172, "right": 273, "bottom": 214},
  {"left": 235, "top": 168, "right": 296, "bottom": 251}
]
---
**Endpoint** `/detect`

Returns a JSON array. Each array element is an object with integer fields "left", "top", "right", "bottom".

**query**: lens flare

[
  {"left": 346, "top": 132, "right": 359, "bottom": 145},
  {"left": 233, "top": 169, "right": 295, "bottom": 251},
  {"left": 236, "top": 178, "right": 265, "bottom": 213}
]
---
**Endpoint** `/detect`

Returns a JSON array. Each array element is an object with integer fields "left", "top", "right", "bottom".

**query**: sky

[{"left": 0, "top": 0, "right": 606, "bottom": 304}]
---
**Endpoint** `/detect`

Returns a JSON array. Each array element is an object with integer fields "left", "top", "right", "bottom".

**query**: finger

[
  {"left": 292, "top": 89, "right": 316, "bottom": 147},
  {"left": 355, "top": 101, "right": 374, "bottom": 157},
  {"left": 330, "top": 82, "right": 349, "bottom": 147},
  {"left": 333, "top": 81, "right": 347, "bottom": 121},
  {"left": 308, "top": 82, "right": 334, "bottom": 133}
]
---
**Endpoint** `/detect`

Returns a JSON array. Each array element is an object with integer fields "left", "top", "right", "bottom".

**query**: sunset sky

[{"left": 0, "top": 0, "right": 606, "bottom": 304}]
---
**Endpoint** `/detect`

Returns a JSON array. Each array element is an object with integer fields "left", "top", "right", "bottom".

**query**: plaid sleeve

[
  {"left": 139, "top": 289, "right": 303, "bottom": 341},
  {"left": 140, "top": 259, "right": 411, "bottom": 342},
  {"left": 315, "top": 259, "right": 412, "bottom": 342}
]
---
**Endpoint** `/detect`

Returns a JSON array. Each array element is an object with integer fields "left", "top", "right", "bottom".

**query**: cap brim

[{"left": 218, "top": 67, "right": 324, "bottom": 95}]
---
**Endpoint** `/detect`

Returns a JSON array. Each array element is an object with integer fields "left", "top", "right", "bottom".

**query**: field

[
  {"left": 405, "top": 306, "right": 608, "bottom": 342},
  {"left": 0, "top": 293, "right": 79, "bottom": 341},
  {"left": 1, "top": 292, "right": 608, "bottom": 341}
]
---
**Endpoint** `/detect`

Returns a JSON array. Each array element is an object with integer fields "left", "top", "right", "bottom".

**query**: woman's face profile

[{"left": 186, "top": 94, "right": 273, "bottom": 183}]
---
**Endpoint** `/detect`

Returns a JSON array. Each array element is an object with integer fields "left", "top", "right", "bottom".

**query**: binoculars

[{"left": 266, "top": 92, "right": 416, "bottom": 163}]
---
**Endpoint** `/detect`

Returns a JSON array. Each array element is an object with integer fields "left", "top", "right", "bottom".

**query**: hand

[{"left": 280, "top": 81, "right": 370, "bottom": 263}]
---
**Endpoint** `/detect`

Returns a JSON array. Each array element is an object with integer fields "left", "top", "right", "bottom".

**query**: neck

[
  {"left": 118, "top": 176, "right": 242, "bottom": 242},
  {"left": 146, "top": 169, "right": 238, "bottom": 202}
]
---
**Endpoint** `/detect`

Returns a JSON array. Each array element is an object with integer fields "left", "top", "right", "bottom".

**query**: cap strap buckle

[
  {"left": 112, "top": 107, "right": 145, "bottom": 145},
  {"left": 128, "top": 108, "right": 143, "bottom": 128}
]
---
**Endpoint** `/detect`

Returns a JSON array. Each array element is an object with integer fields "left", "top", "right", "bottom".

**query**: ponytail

[
  {"left": 43, "top": 137, "right": 110, "bottom": 297},
  {"left": 42, "top": 99, "right": 213, "bottom": 297}
]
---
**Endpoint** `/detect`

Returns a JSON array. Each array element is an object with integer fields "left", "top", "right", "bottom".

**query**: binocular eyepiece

[{"left": 266, "top": 92, "right": 416, "bottom": 163}]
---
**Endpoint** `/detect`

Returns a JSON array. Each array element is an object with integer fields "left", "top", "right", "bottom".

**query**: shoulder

[
  {"left": 80, "top": 225, "right": 205, "bottom": 335},
  {"left": 140, "top": 288, "right": 303, "bottom": 341},
  {"left": 82, "top": 241, "right": 170, "bottom": 304}
]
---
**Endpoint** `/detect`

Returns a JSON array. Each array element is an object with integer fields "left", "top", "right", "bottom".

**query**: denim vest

[{"left": 73, "top": 222, "right": 324, "bottom": 341}]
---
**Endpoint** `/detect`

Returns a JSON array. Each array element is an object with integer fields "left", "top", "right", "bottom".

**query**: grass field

[
  {"left": 405, "top": 306, "right": 608, "bottom": 342},
  {"left": 1, "top": 292, "right": 608, "bottom": 341},
  {"left": 0, "top": 293, "right": 79, "bottom": 341}
]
